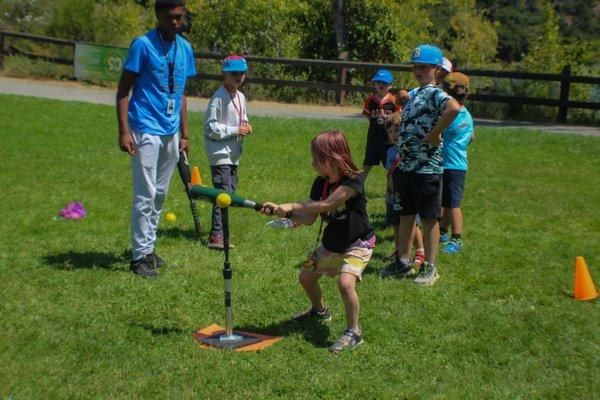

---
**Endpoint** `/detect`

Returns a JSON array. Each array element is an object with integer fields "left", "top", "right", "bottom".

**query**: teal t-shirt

[
  {"left": 397, "top": 85, "right": 451, "bottom": 174},
  {"left": 442, "top": 107, "right": 473, "bottom": 171}
]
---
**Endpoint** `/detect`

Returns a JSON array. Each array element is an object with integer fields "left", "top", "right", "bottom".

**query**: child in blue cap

[
  {"left": 361, "top": 69, "right": 400, "bottom": 179},
  {"left": 387, "top": 44, "right": 461, "bottom": 286},
  {"left": 204, "top": 54, "right": 253, "bottom": 249}
]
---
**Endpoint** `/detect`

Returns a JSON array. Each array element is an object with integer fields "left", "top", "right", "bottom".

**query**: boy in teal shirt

[{"left": 439, "top": 72, "right": 474, "bottom": 254}]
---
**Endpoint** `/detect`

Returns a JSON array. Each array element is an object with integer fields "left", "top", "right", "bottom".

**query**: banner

[{"left": 74, "top": 43, "right": 128, "bottom": 81}]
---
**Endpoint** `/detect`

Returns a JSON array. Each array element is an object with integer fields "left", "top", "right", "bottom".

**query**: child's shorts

[
  {"left": 394, "top": 171, "right": 442, "bottom": 219},
  {"left": 386, "top": 199, "right": 422, "bottom": 226},
  {"left": 442, "top": 169, "right": 466, "bottom": 208},
  {"left": 305, "top": 236, "right": 376, "bottom": 282},
  {"left": 363, "top": 143, "right": 392, "bottom": 166}
]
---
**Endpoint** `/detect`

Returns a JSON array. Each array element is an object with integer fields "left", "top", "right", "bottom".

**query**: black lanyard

[{"left": 157, "top": 30, "right": 178, "bottom": 95}]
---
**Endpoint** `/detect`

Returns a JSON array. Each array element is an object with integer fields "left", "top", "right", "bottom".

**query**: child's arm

[
  {"left": 277, "top": 186, "right": 358, "bottom": 220},
  {"left": 260, "top": 202, "right": 317, "bottom": 226},
  {"left": 361, "top": 97, "right": 371, "bottom": 118},
  {"left": 423, "top": 98, "right": 461, "bottom": 146},
  {"left": 204, "top": 97, "right": 240, "bottom": 140}
]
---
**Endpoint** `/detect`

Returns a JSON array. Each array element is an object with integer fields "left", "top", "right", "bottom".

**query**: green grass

[{"left": 1, "top": 94, "right": 599, "bottom": 399}]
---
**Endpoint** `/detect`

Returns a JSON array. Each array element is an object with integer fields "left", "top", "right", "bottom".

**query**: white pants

[{"left": 131, "top": 131, "right": 179, "bottom": 261}]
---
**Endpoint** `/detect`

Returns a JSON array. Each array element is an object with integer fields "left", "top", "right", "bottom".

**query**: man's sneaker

[
  {"left": 292, "top": 306, "right": 332, "bottom": 323},
  {"left": 130, "top": 256, "right": 159, "bottom": 278},
  {"left": 148, "top": 252, "right": 166, "bottom": 268},
  {"left": 412, "top": 251, "right": 426, "bottom": 268},
  {"left": 439, "top": 232, "right": 450, "bottom": 244},
  {"left": 380, "top": 260, "right": 414, "bottom": 279},
  {"left": 207, "top": 235, "right": 235, "bottom": 250},
  {"left": 441, "top": 240, "right": 463, "bottom": 254},
  {"left": 329, "top": 329, "right": 363, "bottom": 354},
  {"left": 413, "top": 262, "right": 439, "bottom": 286}
]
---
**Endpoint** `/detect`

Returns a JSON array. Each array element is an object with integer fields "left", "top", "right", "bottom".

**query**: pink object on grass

[{"left": 59, "top": 202, "right": 86, "bottom": 220}]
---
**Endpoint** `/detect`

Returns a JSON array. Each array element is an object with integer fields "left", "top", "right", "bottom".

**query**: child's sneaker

[
  {"left": 380, "top": 260, "right": 414, "bottom": 278},
  {"left": 207, "top": 235, "right": 235, "bottom": 250},
  {"left": 441, "top": 239, "right": 463, "bottom": 254},
  {"left": 439, "top": 232, "right": 450, "bottom": 244},
  {"left": 130, "top": 255, "right": 159, "bottom": 278},
  {"left": 292, "top": 306, "right": 332, "bottom": 323},
  {"left": 386, "top": 249, "right": 399, "bottom": 262},
  {"left": 412, "top": 250, "right": 425, "bottom": 268},
  {"left": 413, "top": 262, "right": 439, "bottom": 286},
  {"left": 329, "top": 329, "right": 363, "bottom": 354}
]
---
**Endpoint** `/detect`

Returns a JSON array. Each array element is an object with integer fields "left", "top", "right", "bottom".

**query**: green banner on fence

[{"left": 74, "top": 43, "right": 128, "bottom": 81}]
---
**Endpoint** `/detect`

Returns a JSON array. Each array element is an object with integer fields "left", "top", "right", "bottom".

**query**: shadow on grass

[
  {"left": 158, "top": 227, "right": 201, "bottom": 241},
  {"left": 136, "top": 323, "right": 186, "bottom": 336},
  {"left": 43, "top": 250, "right": 129, "bottom": 271},
  {"left": 236, "top": 318, "right": 332, "bottom": 348}
]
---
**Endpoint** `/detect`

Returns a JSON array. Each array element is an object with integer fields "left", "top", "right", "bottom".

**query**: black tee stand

[{"left": 201, "top": 206, "right": 261, "bottom": 349}]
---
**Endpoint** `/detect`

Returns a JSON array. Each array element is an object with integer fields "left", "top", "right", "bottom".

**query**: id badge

[{"left": 166, "top": 99, "right": 176, "bottom": 115}]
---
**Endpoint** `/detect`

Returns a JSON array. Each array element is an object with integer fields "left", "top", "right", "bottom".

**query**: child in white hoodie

[{"left": 204, "top": 55, "right": 252, "bottom": 249}]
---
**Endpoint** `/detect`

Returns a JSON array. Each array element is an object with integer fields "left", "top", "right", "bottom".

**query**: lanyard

[
  {"left": 228, "top": 90, "right": 243, "bottom": 125},
  {"left": 157, "top": 30, "right": 178, "bottom": 95}
]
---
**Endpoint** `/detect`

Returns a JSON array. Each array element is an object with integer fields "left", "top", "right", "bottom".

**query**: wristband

[{"left": 285, "top": 210, "right": 293, "bottom": 219}]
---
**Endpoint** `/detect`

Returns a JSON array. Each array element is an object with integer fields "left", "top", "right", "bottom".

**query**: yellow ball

[
  {"left": 165, "top": 213, "right": 177, "bottom": 223},
  {"left": 216, "top": 193, "right": 232, "bottom": 208}
]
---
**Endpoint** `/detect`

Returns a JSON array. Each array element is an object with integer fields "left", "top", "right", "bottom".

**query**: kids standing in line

[
  {"left": 439, "top": 72, "right": 474, "bottom": 254},
  {"left": 391, "top": 44, "right": 460, "bottom": 285},
  {"left": 260, "top": 130, "right": 375, "bottom": 354},
  {"left": 204, "top": 55, "right": 252, "bottom": 249},
  {"left": 361, "top": 69, "right": 400, "bottom": 179},
  {"left": 381, "top": 112, "right": 425, "bottom": 274}
]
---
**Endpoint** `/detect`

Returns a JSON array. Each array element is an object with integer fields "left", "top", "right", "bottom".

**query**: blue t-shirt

[
  {"left": 385, "top": 146, "right": 399, "bottom": 171},
  {"left": 397, "top": 85, "right": 451, "bottom": 174},
  {"left": 124, "top": 30, "right": 197, "bottom": 135},
  {"left": 442, "top": 107, "right": 474, "bottom": 171}
]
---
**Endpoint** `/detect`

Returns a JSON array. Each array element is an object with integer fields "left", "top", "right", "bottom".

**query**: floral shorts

[{"left": 304, "top": 236, "right": 376, "bottom": 282}]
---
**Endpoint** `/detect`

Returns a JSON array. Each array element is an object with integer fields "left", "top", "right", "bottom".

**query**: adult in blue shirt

[
  {"left": 439, "top": 72, "right": 474, "bottom": 254},
  {"left": 116, "top": 0, "right": 197, "bottom": 278}
]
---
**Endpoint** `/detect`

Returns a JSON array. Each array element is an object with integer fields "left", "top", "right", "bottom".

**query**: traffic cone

[
  {"left": 191, "top": 166, "right": 203, "bottom": 186},
  {"left": 573, "top": 256, "right": 598, "bottom": 301}
]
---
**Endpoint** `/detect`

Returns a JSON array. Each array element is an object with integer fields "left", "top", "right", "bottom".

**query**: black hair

[{"left": 154, "top": 0, "right": 185, "bottom": 12}]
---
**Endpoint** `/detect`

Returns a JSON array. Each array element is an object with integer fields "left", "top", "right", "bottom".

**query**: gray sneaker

[
  {"left": 292, "top": 306, "right": 332, "bottom": 323},
  {"left": 130, "top": 255, "right": 159, "bottom": 278},
  {"left": 329, "top": 329, "right": 363, "bottom": 354},
  {"left": 412, "top": 262, "right": 439, "bottom": 286},
  {"left": 380, "top": 260, "right": 414, "bottom": 279}
]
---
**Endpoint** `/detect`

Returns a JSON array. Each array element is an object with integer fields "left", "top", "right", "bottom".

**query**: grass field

[{"left": 1, "top": 94, "right": 599, "bottom": 399}]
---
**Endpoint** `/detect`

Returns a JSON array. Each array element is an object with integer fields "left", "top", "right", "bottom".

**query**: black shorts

[
  {"left": 363, "top": 143, "right": 392, "bottom": 167},
  {"left": 442, "top": 169, "right": 466, "bottom": 208},
  {"left": 394, "top": 171, "right": 442, "bottom": 219}
]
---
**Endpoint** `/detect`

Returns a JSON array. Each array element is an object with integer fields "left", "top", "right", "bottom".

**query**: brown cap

[{"left": 446, "top": 72, "right": 470, "bottom": 89}]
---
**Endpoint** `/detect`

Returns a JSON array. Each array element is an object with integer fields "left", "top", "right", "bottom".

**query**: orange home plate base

[{"left": 193, "top": 324, "right": 282, "bottom": 352}]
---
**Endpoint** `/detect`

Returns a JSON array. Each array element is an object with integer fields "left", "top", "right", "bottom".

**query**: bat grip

[{"left": 253, "top": 203, "right": 263, "bottom": 211}]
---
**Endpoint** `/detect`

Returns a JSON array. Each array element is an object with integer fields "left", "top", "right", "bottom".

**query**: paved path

[{"left": 1, "top": 76, "right": 598, "bottom": 136}]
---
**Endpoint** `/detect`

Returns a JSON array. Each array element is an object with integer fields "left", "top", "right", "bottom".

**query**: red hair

[{"left": 311, "top": 130, "right": 360, "bottom": 178}]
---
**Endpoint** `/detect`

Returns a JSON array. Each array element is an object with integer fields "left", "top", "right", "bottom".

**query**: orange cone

[
  {"left": 191, "top": 166, "right": 203, "bottom": 186},
  {"left": 573, "top": 256, "right": 598, "bottom": 301}
]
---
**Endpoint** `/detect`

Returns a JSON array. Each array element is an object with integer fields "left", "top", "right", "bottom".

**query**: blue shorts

[{"left": 442, "top": 169, "right": 466, "bottom": 208}]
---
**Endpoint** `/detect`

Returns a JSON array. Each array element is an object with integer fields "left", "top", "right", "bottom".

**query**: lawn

[{"left": 0, "top": 94, "right": 599, "bottom": 399}]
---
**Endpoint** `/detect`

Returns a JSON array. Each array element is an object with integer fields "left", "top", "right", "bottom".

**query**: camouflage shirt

[{"left": 397, "top": 84, "right": 451, "bottom": 174}]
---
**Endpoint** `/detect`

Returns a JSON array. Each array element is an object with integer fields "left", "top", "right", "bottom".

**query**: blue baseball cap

[
  {"left": 222, "top": 55, "right": 248, "bottom": 73},
  {"left": 410, "top": 44, "right": 443, "bottom": 66},
  {"left": 372, "top": 69, "right": 393, "bottom": 84}
]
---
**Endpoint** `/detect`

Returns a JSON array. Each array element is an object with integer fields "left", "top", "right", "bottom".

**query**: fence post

[
  {"left": 335, "top": 51, "right": 348, "bottom": 106},
  {"left": 557, "top": 65, "right": 571, "bottom": 123},
  {"left": 71, "top": 42, "right": 76, "bottom": 79},
  {"left": 0, "top": 32, "right": 5, "bottom": 70}
]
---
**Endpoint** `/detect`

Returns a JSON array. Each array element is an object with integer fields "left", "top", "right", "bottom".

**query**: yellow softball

[
  {"left": 165, "top": 213, "right": 177, "bottom": 223},
  {"left": 216, "top": 193, "right": 232, "bottom": 208}
]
